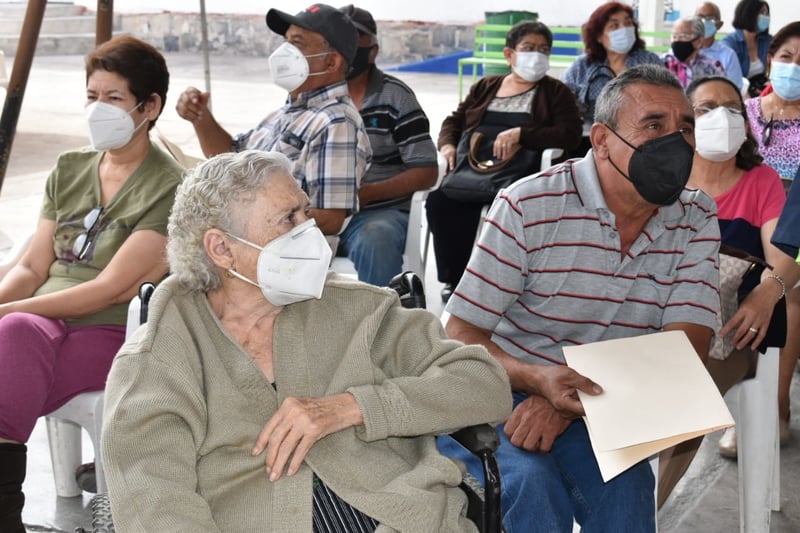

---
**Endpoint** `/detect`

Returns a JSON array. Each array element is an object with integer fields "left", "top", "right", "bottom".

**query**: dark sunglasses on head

[{"left": 72, "top": 206, "right": 104, "bottom": 260}]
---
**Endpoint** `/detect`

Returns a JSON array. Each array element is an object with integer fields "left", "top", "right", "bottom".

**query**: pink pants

[{"left": 0, "top": 312, "right": 125, "bottom": 443}]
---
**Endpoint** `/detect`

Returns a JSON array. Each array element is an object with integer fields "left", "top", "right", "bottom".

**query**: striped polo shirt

[
  {"left": 359, "top": 68, "right": 438, "bottom": 211},
  {"left": 233, "top": 81, "right": 371, "bottom": 214},
  {"left": 447, "top": 151, "right": 721, "bottom": 366}
]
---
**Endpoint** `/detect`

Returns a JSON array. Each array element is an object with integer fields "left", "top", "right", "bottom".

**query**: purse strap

[
  {"left": 719, "top": 243, "right": 773, "bottom": 270},
  {"left": 467, "top": 132, "right": 523, "bottom": 174}
]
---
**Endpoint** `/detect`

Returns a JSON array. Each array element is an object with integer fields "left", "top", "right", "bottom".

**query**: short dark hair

[
  {"left": 731, "top": 0, "right": 769, "bottom": 33},
  {"left": 582, "top": 2, "right": 646, "bottom": 64},
  {"left": 85, "top": 35, "right": 169, "bottom": 130},
  {"left": 686, "top": 76, "right": 763, "bottom": 171},
  {"left": 768, "top": 21, "right": 800, "bottom": 57},
  {"left": 505, "top": 21, "right": 553, "bottom": 50}
]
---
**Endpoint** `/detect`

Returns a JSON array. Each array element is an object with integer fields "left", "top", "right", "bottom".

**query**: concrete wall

[{"left": 120, "top": 13, "right": 478, "bottom": 66}]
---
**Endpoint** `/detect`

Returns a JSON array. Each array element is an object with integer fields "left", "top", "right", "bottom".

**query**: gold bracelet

[{"left": 763, "top": 273, "right": 786, "bottom": 301}]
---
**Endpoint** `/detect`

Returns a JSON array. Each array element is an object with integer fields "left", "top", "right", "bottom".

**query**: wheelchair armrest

[
  {"left": 450, "top": 423, "right": 502, "bottom": 533},
  {"left": 388, "top": 271, "right": 427, "bottom": 310},
  {"left": 449, "top": 423, "right": 500, "bottom": 456}
]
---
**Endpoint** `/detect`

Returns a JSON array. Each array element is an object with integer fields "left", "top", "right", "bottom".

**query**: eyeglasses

[
  {"left": 672, "top": 33, "right": 697, "bottom": 42},
  {"left": 515, "top": 45, "right": 551, "bottom": 54},
  {"left": 762, "top": 114, "right": 774, "bottom": 147},
  {"left": 693, "top": 104, "right": 743, "bottom": 116},
  {"left": 72, "top": 206, "right": 104, "bottom": 260}
]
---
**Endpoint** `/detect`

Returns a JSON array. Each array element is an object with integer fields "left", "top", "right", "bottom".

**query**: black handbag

[{"left": 440, "top": 130, "right": 541, "bottom": 203}]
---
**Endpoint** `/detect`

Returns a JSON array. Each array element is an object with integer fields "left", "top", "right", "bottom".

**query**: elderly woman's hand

[
  {"left": 252, "top": 392, "right": 364, "bottom": 481},
  {"left": 493, "top": 127, "right": 522, "bottom": 161},
  {"left": 440, "top": 144, "right": 457, "bottom": 172}
]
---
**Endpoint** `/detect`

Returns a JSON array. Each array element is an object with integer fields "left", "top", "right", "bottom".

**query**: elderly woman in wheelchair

[{"left": 100, "top": 150, "right": 512, "bottom": 532}]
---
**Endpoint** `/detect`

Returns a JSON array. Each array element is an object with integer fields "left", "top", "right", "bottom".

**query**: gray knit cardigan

[{"left": 101, "top": 274, "right": 512, "bottom": 532}]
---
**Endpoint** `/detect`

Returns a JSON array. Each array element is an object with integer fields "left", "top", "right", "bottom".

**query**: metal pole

[
  {"left": 199, "top": 0, "right": 212, "bottom": 106},
  {"left": 96, "top": 0, "right": 114, "bottom": 45},
  {"left": 0, "top": 0, "right": 47, "bottom": 194}
]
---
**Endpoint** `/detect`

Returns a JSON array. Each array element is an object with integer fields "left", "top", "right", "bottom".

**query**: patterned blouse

[
  {"left": 746, "top": 97, "right": 800, "bottom": 181},
  {"left": 662, "top": 50, "right": 726, "bottom": 89}
]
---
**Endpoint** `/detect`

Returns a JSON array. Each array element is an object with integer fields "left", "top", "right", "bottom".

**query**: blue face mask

[
  {"left": 770, "top": 61, "right": 800, "bottom": 102},
  {"left": 607, "top": 26, "right": 636, "bottom": 54},
  {"left": 702, "top": 20, "right": 717, "bottom": 39},
  {"left": 757, "top": 14, "right": 770, "bottom": 33}
]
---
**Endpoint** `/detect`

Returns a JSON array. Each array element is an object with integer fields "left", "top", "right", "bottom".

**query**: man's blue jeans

[
  {"left": 338, "top": 208, "right": 408, "bottom": 286},
  {"left": 437, "top": 392, "right": 655, "bottom": 533}
]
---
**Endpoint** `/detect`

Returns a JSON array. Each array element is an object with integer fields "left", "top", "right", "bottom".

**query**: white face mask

[
  {"left": 85, "top": 101, "right": 147, "bottom": 151},
  {"left": 513, "top": 51, "right": 549, "bottom": 82},
  {"left": 694, "top": 107, "right": 746, "bottom": 162},
  {"left": 607, "top": 26, "right": 636, "bottom": 54},
  {"left": 225, "top": 219, "right": 332, "bottom": 307},
  {"left": 268, "top": 42, "right": 330, "bottom": 93}
]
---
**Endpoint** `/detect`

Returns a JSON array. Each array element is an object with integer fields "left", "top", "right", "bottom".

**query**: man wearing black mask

[
  {"left": 437, "top": 64, "right": 721, "bottom": 532},
  {"left": 662, "top": 15, "right": 726, "bottom": 88},
  {"left": 335, "top": 5, "right": 439, "bottom": 286}
]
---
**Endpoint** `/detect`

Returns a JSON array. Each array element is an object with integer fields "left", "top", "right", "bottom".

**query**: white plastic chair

[
  {"left": 44, "top": 286, "right": 150, "bottom": 497},
  {"left": 732, "top": 346, "right": 781, "bottom": 533},
  {"left": 0, "top": 232, "right": 31, "bottom": 279},
  {"left": 154, "top": 130, "right": 204, "bottom": 170},
  {"left": 330, "top": 154, "right": 447, "bottom": 280}
]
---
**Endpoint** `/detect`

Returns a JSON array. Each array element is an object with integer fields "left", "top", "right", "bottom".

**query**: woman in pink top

[{"left": 691, "top": 76, "right": 799, "bottom": 457}]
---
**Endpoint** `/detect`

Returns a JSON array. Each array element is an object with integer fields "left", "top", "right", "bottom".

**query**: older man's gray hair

[
  {"left": 594, "top": 64, "right": 684, "bottom": 129},
  {"left": 681, "top": 16, "right": 706, "bottom": 41},
  {"left": 167, "top": 150, "right": 294, "bottom": 293}
]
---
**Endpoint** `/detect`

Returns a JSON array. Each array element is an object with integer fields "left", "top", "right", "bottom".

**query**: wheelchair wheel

[{"left": 89, "top": 493, "right": 116, "bottom": 533}]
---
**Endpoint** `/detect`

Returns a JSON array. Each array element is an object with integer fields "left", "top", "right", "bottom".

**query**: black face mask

[
  {"left": 606, "top": 129, "right": 694, "bottom": 206},
  {"left": 346, "top": 46, "right": 375, "bottom": 80},
  {"left": 671, "top": 40, "right": 696, "bottom": 62}
]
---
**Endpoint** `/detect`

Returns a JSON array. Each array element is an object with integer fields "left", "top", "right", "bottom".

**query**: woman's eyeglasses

[
  {"left": 692, "top": 104, "right": 743, "bottom": 116},
  {"left": 72, "top": 206, "right": 104, "bottom": 260},
  {"left": 762, "top": 114, "right": 774, "bottom": 147}
]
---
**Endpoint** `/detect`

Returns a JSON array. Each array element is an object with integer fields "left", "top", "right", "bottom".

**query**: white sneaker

[
  {"left": 718, "top": 419, "right": 790, "bottom": 459},
  {"left": 718, "top": 427, "right": 737, "bottom": 458}
]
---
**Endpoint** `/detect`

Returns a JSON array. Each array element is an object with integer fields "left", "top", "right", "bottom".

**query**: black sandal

[{"left": 75, "top": 461, "right": 97, "bottom": 493}]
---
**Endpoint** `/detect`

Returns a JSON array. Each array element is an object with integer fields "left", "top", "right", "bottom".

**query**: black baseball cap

[
  {"left": 266, "top": 4, "right": 358, "bottom": 66},
  {"left": 339, "top": 5, "right": 378, "bottom": 39}
]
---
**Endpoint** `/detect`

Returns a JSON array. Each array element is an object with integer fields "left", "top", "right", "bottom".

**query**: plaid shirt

[{"left": 233, "top": 81, "right": 370, "bottom": 213}]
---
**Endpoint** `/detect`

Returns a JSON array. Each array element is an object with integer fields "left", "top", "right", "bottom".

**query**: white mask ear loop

[
  {"left": 223, "top": 232, "right": 262, "bottom": 288},
  {"left": 226, "top": 267, "right": 260, "bottom": 289},
  {"left": 305, "top": 50, "right": 333, "bottom": 77},
  {"left": 127, "top": 101, "right": 150, "bottom": 137}
]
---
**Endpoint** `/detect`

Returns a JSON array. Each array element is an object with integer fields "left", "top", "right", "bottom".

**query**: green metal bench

[{"left": 457, "top": 24, "right": 512, "bottom": 101}]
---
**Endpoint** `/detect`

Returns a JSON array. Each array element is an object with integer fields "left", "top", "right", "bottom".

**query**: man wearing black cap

[
  {"left": 176, "top": 3, "right": 370, "bottom": 236},
  {"left": 335, "top": 5, "right": 439, "bottom": 286}
]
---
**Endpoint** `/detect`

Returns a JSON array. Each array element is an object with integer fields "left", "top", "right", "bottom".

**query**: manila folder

[{"left": 562, "top": 330, "right": 734, "bottom": 482}]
